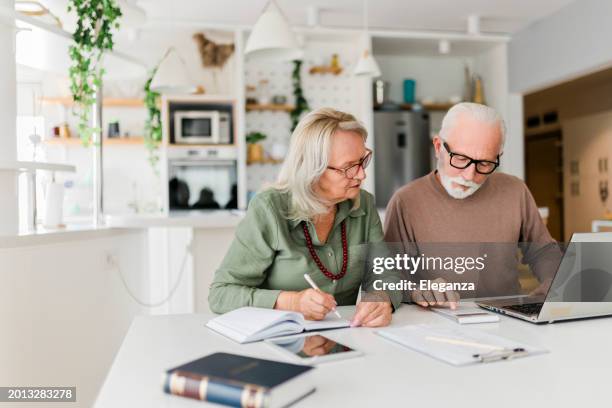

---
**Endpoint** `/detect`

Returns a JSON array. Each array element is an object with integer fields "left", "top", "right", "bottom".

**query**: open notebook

[{"left": 206, "top": 307, "right": 350, "bottom": 343}]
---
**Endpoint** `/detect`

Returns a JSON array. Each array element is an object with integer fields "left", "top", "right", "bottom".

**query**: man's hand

[
  {"left": 528, "top": 278, "right": 553, "bottom": 297},
  {"left": 351, "top": 301, "right": 392, "bottom": 327},
  {"left": 276, "top": 289, "right": 337, "bottom": 320},
  {"left": 410, "top": 277, "right": 459, "bottom": 309}
]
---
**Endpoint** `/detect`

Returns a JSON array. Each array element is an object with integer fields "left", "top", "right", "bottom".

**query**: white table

[
  {"left": 95, "top": 305, "right": 609, "bottom": 408},
  {"left": 592, "top": 219, "right": 612, "bottom": 232}
]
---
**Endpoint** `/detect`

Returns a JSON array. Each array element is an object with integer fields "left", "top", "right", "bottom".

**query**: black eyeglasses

[
  {"left": 443, "top": 142, "right": 500, "bottom": 175},
  {"left": 327, "top": 149, "right": 372, "bottom": 179}
]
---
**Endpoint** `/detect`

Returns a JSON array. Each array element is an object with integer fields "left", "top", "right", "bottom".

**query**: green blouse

[{"left": 208, "top": 188, "right": 403, "bottom": 313}]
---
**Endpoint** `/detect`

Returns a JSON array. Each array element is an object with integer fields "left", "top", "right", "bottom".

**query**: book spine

[{"left": 163, "top": 371, "right": 269, "bottom": 408}]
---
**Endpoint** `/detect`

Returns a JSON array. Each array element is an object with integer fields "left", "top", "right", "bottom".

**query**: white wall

[
  {"left": 0, "top": 0, "right": 18, "bottom": 235},
  {"left": 0, "top": 230, "right": 151, "bottom": 408},
  {"left": 474, "top": 43, "right": 524, "bottom": 179},
  {"left": 193, "top": 227, "right": 236, "bottom": 313},
  {"left": 376, "top": 55, "right": 470, "bottom": 105},
  {"left": 509, "top": 0, "right": 612, "bottom": 94}
]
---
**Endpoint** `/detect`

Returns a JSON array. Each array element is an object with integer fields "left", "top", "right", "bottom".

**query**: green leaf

[{"left": 68, "top": 0, "right": 121, "bottom": 145}]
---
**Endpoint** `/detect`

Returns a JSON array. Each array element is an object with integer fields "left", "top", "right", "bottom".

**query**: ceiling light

[
  {"left": 354, "top": 48, "right": 381, "bottom": 77},
  {"left": 244, "top": 0, "right": 303, "bottom": 61},
  {"left": 150, "top": 47, "right": 197, "bottom": 94},
  {"left": 354, "top": 0, "right": 381, "bottom": 77},
  {"left": 117, "top": 0, "right": 147, "bottom": 28}
]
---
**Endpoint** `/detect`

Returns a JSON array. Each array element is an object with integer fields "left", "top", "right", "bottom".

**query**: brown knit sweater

[{"left": 383, "top": 171, "right": 561, "bottom": 298}]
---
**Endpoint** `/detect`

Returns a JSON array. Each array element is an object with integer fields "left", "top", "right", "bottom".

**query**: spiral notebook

[{"left": 376, "top": 324, "right": 548, "bottom": 366}]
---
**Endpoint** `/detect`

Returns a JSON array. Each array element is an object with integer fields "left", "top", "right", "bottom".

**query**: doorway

[{"left": 525, "top": 131, "right": 564, "bottom": 241}]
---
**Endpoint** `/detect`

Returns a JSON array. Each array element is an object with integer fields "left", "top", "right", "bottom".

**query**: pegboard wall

[{"left": 245, "top": 39, "right": 363, "bottom": 196}]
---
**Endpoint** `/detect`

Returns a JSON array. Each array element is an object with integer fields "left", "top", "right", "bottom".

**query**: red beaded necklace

[{"left": 301, "top": 220, "right": 348, "bottom": 281}]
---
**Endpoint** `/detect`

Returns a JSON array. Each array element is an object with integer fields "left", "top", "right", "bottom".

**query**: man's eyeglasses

[
  {"left": 327, "top": 149, "right": 373, "bottom": 179},
  {"left": 443, "top": 142, "right": 500, "bottom": 175}
]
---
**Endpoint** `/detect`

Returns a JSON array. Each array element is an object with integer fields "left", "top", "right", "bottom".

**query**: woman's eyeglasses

[
  {"left": 327, "top": 149, "right": 373, "bottom": 179},
  {"left": 443, "top": 142, "right": 500, "bottom": 175}
]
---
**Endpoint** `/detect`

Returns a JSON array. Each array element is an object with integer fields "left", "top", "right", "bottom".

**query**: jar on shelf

[
  {"left": 246, "top": 85, "right": 258, "bottom": 105},
  {"left": 258, "top": 79, "right": 271, "bottom": 105}
]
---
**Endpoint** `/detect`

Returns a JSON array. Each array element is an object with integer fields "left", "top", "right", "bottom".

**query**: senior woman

[{"left": 209, "top": 107, "right": 402, "bottom": 327}]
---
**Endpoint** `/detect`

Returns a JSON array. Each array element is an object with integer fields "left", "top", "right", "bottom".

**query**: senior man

[{"left": 384, "top": 102, "right": 560, "bottom": 308}]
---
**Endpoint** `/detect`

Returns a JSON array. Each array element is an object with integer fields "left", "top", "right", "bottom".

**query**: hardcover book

[{"left": 163, "top": 352, "right": 315, "bottom": 408}]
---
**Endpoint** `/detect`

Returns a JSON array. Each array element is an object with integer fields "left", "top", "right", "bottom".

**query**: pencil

[
  {"left": 303, "top": 273, "right": 342, "bottom": 318},
  {"left": 425, "top": 336, "right": 505, "bottom": 350}
]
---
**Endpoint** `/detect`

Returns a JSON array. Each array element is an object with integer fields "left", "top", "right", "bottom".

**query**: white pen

[{"left": 303, "top": 273, "right": 342, "bottom": 318}]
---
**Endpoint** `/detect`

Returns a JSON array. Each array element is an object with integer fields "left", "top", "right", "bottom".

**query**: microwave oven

[{"left": 174, "top": 110, "right": 231, "bottom": 145}]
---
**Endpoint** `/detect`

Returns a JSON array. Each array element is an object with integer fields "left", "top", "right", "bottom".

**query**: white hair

[
  {"left": 272, "top": 107, "right": 367, "bottom": 222},
  {"left": 439, "top": 102, "right": 506, "bottom": 149}
]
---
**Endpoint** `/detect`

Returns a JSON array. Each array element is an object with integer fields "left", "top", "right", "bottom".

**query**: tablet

[{"left": 265, "top": 333, "right": 363, "bottom": 365}]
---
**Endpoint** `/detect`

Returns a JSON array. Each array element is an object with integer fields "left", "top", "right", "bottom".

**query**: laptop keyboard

[{"left": 503, "top": 303, "right": 544, "bottom": 316}]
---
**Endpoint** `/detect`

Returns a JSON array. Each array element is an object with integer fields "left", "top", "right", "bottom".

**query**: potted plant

[
  {"left": 290, "top": 60, "right": 309, "bottom": 131},
  {"left": 143, "top": 66, "right": 162, "bottom": 172},
  {"left": 246, "top": 131, "right": 266, "bottom": 164},
  {"left": 67, "top": 0, "right": 122, "bottom": 146}
]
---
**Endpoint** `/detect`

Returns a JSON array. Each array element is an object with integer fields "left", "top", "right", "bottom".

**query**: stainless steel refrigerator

[{"left": 374, "top": 110, "right": 431, "bottom": 208}]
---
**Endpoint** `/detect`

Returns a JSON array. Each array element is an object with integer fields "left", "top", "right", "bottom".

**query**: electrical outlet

[{"left": 104, "top": 251, "right": 118, "bottom": 270}]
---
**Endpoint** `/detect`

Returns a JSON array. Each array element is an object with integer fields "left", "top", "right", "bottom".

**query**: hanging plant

[
  {"left": 143, "top": 67, "right": 162, "bottom": 171},
  {"left": 67, "top": 0, "right": 122, "bottom": 146},
  {"left": 290, "top": 60, "right": 310, "bottom": 131}
]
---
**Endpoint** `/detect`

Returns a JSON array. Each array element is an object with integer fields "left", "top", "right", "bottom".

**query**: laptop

[{"left": 477, "top": 232, "right": 612, "bottom": 323}]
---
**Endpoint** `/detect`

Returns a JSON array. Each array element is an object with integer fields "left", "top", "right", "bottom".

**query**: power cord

[{"left": 107, "top": 239, "right": 193, "bottom": 308}]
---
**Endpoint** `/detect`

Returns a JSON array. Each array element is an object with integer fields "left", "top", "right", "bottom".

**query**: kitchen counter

[
  {"left": 0, "top": 223, "right": 128, "bottom": 248},
  {"left": 0, "top": 210, "right": 246, "bottom": 248},
  {"left": 105, "top": 210, "right": 245, "bottom": 229}
]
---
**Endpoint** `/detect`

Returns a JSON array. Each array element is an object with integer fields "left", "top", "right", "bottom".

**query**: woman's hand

[
  {"left": 275, "top": 289, "right": 337, "bottom": 320},
  {"left": 302, "top": 335, "right": 337, "bottom": 356},
  {"left": 350, "top": 301, "right": 392, "bottom": 327}
]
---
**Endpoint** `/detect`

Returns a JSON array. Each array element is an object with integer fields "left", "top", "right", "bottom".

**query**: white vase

[
  {"left": 43, "top": 182, "right": 64, "bottom": 228},
  {"left": 270, "top": 143, "right": 288, "bottom": 161}
]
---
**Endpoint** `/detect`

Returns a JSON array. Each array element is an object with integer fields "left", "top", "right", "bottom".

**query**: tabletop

[{"left": 94, "top": 304, "right": 609, "bottom": 408}]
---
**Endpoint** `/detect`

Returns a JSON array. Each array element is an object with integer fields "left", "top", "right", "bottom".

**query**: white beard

[{"left": 438, "top": 169, "right": 483, "bottom": 199}]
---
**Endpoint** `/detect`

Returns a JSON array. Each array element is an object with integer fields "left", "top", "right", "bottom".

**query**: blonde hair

[{"left": 273, "top": 107, "right": 367, "bottom": 222}]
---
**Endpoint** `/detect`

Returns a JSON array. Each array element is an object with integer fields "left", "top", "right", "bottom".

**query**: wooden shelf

[
  {"left": 246, "top": 104, "right": 294, "bottom": 112},
  {"left": 40, "top": 97, "right": 145, "bottom": 108},
  {"left": 399, "top": 102, "right": 456, "bottom": 112},
  {"left": 247, "top": 157, "right": 283, "bottom": 165},
  {"left": 43, "top": 137, "right": 145, "bottom": 146},
  {"left": 166, "top": 143, "right": 236, "bottom": 148},
  {"left": 309, "top": 66, "right": 343, "bottom": 75}
]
